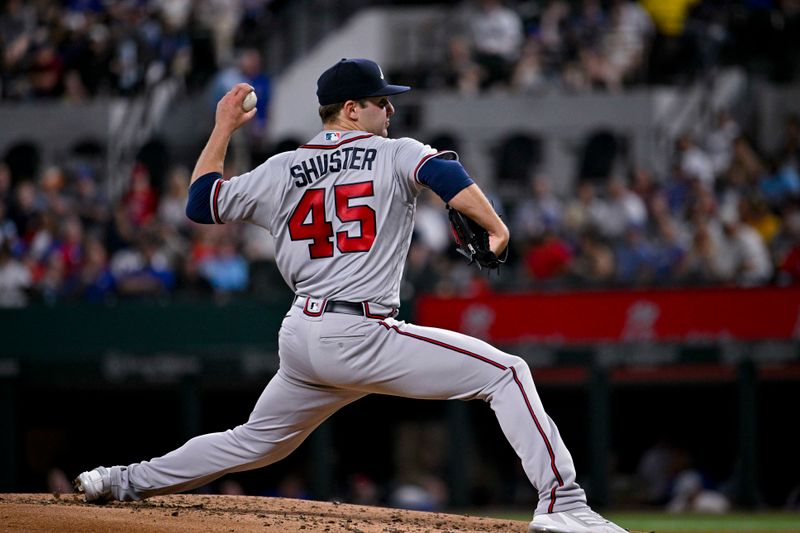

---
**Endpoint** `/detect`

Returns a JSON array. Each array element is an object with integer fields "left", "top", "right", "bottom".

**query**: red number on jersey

[
  {"left": 335, "top": 181, "right": 376, "bottom": 253},
  {"left": 288, "top": 182, "right": 377, "bottom": 259},
  {"left": 287, "top": 188, "right": 334, "bottom": 258}
]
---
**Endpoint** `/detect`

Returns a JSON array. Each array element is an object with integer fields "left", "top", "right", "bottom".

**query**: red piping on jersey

[
  {"left": 509, "top": 365, "right": 563, "bottom": 513},
  {"left": 412, "top": 150, "right": 458, "bottom": 186},
  {"left": 377, "top": 321, "right": 565, "bottom": 512},
  {"left": 362, "top": 302, "right": 395, "bottom": 319},
  {"left": 303, "top": 298, "right": 327, "bottom": 317},
  {"left": 300, "top": 134, "right": 374, "bottom": 150},
  {"left": 212, "top": 179, "right": 224, "bottom": 224}
]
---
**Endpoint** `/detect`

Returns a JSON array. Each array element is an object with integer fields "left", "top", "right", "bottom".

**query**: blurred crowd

[
  {"left": 0, "top": 0, "right": 272, "bottom": 101},
  {"left": 1, "top": 110, "right": 798, "bottom": 307},
  {"left": 431, "top": 0, "right": 800, "bottom": 94},
  {"left": 406, "top": 112, "right": 800, "bottom": 298},
  {"left": 4, "top": 0, "right": 800, "bottom": 102},
  {"left": 1, "top": 0, "right": 800, "bottom": 307},
  {"left": 0, "top": 157, "right": 281, "bottom": 307}
]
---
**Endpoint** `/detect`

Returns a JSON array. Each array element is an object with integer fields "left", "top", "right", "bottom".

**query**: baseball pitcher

[{"left": 75, "top": 58, "right": 629, "bottom": 533}]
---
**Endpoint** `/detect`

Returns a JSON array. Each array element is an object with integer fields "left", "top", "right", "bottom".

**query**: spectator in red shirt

[
  {"left": 779, "top": 245, "right": 800, "bottom": 284},
  {"left": 524, "top": 229, "right": 573, "bottom": 282},
  {"left": 121, "top": 163, "right": 158, "bottom": 227}
]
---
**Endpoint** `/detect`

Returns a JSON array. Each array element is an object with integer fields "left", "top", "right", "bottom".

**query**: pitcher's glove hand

[{"left": 447, "top": 205, "right": 507, "bottom": 270}]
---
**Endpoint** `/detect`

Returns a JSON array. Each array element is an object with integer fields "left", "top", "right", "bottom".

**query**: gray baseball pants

[{"left": 111, "top": 304, "right": 588, "bottom": 515}]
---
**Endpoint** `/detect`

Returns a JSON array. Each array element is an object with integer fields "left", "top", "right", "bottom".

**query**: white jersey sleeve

[
  {"left": 212, "top": 155, "right": 288, "bottom": 231},
  {"left": 391, "top": 137, "right": 458, "bottom": 200}
]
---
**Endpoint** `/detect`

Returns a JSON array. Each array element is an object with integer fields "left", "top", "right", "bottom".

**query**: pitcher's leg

[
  {"left": 118, "top": 371, "right": 363, "bottom": 500},
  {"left": 366, "top": 320, "right": 586, "bottom": 514},
  {"left": 486, "top": 357, "right": 586, "bottom": 514}
]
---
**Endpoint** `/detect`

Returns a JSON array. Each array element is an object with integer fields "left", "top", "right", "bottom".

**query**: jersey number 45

[{"left": 288, "top": 181, "right": 376, "bottom": 259}]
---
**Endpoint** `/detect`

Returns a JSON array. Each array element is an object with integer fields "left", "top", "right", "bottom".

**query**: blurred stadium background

[{"left": 1, "top": 0, "right": 799, "bottom": 528}]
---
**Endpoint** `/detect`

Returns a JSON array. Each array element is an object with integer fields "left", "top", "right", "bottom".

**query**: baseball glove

[{"left": 447, "top": 205, "right": 506, "bottom": 270}]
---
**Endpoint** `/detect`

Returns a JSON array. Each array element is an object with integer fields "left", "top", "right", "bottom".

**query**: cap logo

[{"left": 378, "top": 65, "right": 384, "bottom": 80}]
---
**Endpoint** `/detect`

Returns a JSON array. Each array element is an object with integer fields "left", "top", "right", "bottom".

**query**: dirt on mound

[{"left": 0, "top": 493, "right": 530, "bottom": 532}]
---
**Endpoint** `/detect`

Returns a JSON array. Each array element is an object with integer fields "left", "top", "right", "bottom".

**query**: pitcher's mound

[{"left": 0, "top": 493, "right": 529, "bottom": 532}]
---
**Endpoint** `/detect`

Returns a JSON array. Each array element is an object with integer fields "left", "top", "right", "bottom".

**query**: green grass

[
  {"left": 486, "top": 511, "right": 800, "bottom": 532},
  {"left": 607, "top": 513, "right": 800, "bottom": 532}
]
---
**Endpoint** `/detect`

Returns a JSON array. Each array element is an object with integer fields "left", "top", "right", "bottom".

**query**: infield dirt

[{"left": 0, "top": 493, "right": 530, "bottom": 532}]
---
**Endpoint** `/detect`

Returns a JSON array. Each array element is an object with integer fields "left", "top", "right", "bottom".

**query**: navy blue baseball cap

[{"left": 316, "top": 58, "right": 410, "bottom": 105}]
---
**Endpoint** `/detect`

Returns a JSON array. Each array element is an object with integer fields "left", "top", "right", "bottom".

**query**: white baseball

[{"left": 242, "top": 91, "right": 257, "bottom": 112}]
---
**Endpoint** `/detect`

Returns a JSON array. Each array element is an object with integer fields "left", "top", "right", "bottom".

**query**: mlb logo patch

[
  {"left": 325, "top": 132, "right": 341, "bottom": 141},
  {"left": 305, "top": 297, "right": 326, "bottom": 316}
]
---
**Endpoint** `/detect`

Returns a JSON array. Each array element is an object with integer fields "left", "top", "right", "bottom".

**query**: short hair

[
  {"left": 318, "top": 102, "right": 344, "bottom": 123},
  {"left": 318, "top": 99, "right": 368, "bottom": 124}
]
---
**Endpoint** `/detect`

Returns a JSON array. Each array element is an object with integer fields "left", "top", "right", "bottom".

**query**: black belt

[
  {"left": 296, "top": 297, "right": 396, "bottom": 319},
  {"left": 325, "top": 301, "right": 363, "bottom": 315}
]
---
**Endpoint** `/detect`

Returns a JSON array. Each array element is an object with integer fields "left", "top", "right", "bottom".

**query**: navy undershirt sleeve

[
  {"left": 417, "top": 157, "right": 474, "bottom": 202},
  {"left": 185, "top": 172, "right": 221, "bottom": 224}
]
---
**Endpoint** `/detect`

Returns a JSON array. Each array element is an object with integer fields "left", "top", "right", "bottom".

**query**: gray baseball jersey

[
  {"left": 212, "top": 130, "right": 446, "bottom": 308},
  {"left": 105, "top": 129, "right": 588, "bottom": 518}
]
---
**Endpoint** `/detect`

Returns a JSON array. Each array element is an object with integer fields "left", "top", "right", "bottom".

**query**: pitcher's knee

[
  {"left": 507, "top": 356, "right": 534, "bottom": 383},
  {"left": 483, "top": 356, "right": 533, "bottom": 398},
  {"left": 230, "top": 423, "right": 304, "bottom": 464},
  {"left": 228, "top": 424, "right": 276, "bottom": 457}
]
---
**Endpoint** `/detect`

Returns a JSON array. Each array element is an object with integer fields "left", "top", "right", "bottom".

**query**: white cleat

[
  {"left": 528, "top": 507, "right": 628, "bottom": 533},
  {"left": 73, "top": 466, "right": 112, "bottom": 503}
]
